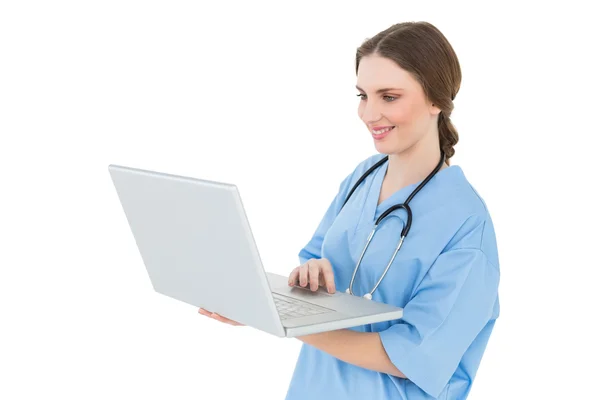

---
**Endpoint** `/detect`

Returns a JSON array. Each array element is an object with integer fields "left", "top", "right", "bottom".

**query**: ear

[{"left": 430, "top": 103, "right": 442, "bottom": 117}]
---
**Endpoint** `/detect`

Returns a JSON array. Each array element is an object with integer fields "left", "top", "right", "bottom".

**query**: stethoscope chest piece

[{"left": 345, "top": 288, "right": 372, "bottom": 300}]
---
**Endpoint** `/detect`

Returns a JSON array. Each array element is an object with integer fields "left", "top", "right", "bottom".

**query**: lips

[
  {"left": 371, "top": 125, "right": 394, "bottom": 131},
  {"left": 372, "top": 126, "right": 394, "bottom": 140}
]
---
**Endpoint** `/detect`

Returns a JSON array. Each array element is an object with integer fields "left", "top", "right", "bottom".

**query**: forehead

[{"left": 356, "top": 55, "right": 419, "bottom": 91}]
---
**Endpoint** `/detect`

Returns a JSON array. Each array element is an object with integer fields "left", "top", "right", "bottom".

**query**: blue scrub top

[{"left": 285, "top": 154, "right": 500, "bottom": 400}]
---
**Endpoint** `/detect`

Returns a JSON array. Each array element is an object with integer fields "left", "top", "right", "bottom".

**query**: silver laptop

[{"left": 108, "top": 164, "right": 403, "bottom": 338}]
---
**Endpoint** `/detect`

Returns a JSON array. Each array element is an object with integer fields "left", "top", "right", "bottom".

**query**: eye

[{"left": 356, "top": 94, "right": 398, "bottom": 102}]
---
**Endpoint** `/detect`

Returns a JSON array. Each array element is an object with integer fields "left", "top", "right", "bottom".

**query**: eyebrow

[{"left": 355, "top": 85, "right": 404, "bottom": 93}]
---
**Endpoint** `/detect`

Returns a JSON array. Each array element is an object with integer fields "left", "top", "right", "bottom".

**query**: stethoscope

[{"left": 343, "top": 150, "right": 446, "bottom": 300}]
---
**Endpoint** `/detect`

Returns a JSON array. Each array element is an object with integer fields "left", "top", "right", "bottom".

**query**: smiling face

[{"left": 356, "top": 55, "right": 441, "bottom": 155}]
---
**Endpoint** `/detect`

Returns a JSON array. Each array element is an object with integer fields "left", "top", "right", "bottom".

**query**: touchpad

[{"left": 290, "top": 284, "right": 337, "bottom": 297}]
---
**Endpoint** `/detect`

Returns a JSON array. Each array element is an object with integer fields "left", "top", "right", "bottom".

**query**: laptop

[{"left": 108, "top": 164, "right": 404, "bottom": 338}]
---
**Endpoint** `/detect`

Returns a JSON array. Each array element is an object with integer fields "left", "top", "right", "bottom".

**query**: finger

[
  {"left": 320, "top": 266, "right": 336, "bottom": 293},
  {"left": 299, "top": 264, "right": 309, "bottom": 287},
  {"left": 308, "top": 261, "right": 320, "bottom": 291},
  {"left": 211, "top": 313, "right": 231, "bottom": 324},
  {"left": 288, "top": 267, "right": 300, "bottom": 286},
  {"left": 212, "top": 313, "right": 242, "bottom": 326},
  {"left": 318, "top": 259, "right": 336, "bottom": 293},
  {"left": 198, "top": 308, "right": 211, "bottom": 316}
]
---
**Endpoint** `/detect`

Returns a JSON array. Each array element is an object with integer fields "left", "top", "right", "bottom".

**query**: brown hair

[{"left": 355, "top": 22, "right": 462, "bottom": 164}]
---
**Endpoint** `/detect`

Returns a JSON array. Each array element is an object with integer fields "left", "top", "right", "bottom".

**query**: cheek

[
  {"left": 390, "top": 108, "right": 428, "bottom": 143},
  {"left": 389, "top": 111, "right": 410, "bottom": 126},
  {"left": 389, "top": 102, "right": 420, "bottom": 126}
]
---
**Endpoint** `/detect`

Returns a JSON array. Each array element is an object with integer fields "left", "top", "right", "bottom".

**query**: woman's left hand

[{"left": 198, "top": 308, "right": 244, "bottom": 326}]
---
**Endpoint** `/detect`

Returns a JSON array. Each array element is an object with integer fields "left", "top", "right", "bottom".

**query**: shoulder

[
  {"left": 340, "top": 153, "right": 387, "bottom": 189},
  {"left": 429, "top": 165, "right": 499, "bottom": 269},
  {"left": 334, "top": 153, "right": 387, "bottom": 201},
  {"left": 356, "top": 153, "right": 389, "bottom": 173}
]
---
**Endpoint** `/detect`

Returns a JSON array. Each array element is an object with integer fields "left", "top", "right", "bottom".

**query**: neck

[{"left": 385, "top": 138, "right": 448, "bottom": 190}]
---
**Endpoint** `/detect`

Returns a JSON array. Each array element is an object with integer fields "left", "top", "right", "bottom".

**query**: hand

[
  {"left": 288, "top": 258, "right": 336, "bottom": 294},
  {"left": 198, "top": 308, "right": 244, "bottom": 326}
]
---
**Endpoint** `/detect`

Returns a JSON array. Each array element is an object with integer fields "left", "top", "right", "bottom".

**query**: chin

[{"left": 373, "top": 140, "right": 398, "bottom": 155}]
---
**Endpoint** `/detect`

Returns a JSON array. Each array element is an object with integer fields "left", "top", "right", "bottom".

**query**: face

[{"left": 356, "top": 55, "right": 441, "bottom": 155}]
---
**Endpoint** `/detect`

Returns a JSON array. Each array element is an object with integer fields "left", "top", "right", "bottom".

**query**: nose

[{"left": 359, "top": 99, "right": 382, "bottom": 125}]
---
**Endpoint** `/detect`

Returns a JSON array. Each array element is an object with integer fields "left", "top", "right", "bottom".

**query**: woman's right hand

[
  {"left": 198, "top": 308, "right": 244, "bottom": 326},
  {"left": 288, "top": 258, "right": 336, "bottom": 294}
]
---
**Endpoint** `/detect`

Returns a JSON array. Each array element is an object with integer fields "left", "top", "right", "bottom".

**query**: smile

[{"left": 372, "top": 126, "right": 395, "bottom": 140}]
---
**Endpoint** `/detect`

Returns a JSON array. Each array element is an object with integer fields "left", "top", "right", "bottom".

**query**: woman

[{"left": 199, "top": 21, "right": 500, "bottom": 400}]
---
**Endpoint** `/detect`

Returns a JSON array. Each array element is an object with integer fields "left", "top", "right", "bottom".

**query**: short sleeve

[
  {"left": 298, "top": 171, "right": 354, "bottom": 264},
  {"left": 378, "top": 247, "right": 500, "bottom": 398}
]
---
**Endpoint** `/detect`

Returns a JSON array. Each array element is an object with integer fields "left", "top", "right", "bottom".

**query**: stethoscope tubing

[{"left": 344, "top": 150, "right": 446, "bottom": 299}]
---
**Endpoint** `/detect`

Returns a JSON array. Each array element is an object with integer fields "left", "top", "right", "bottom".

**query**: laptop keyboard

[{"left": 272, "top": 293, "right": 334, "bottom": 320}]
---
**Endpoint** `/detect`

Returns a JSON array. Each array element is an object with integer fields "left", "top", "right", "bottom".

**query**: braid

[{"left": 438, "top": 111, "right": 459, "bottom": 164}]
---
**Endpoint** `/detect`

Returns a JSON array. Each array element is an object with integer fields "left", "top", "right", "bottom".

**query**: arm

[
  {"left": 296, "top": 329, "right": 406, "bottom": 378},
  {"left": 296, "top": 247, "right": 498, "bottom": 398}
]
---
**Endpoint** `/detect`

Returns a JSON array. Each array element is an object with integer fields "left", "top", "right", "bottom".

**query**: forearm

[{"left": 296, "top": 329, "right": 406, "bottom": 379}]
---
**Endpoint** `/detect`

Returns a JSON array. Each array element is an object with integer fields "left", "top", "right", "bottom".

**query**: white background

[{"left": 1, "top": 1, "right": 599, "bottom": 398}]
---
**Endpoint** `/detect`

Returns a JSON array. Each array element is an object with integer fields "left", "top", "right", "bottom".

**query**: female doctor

[{"left": 199, "top": 21, "right": 500, "bottom": 400}]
